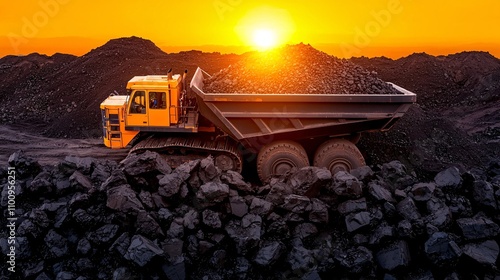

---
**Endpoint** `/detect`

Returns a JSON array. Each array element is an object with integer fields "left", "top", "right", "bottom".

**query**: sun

[{"left": 252, "top": 29, "right": 278, "bottom": 50}]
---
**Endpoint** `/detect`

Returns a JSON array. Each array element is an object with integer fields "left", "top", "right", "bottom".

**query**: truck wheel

[
  {"left": 257, "top": 141, "right": 309, "bottom": 182},
  {"left": 314, "top": 139, "right": 365, "bottom": 175}
]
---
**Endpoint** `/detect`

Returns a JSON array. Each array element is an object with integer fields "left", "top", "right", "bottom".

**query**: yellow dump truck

[{"left": 100, "top": 68, "right": 416, "bottom": 181}]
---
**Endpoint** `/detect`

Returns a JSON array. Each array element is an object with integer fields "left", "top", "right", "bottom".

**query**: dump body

[{"left": 190, "top": 67, "right": 417, "bottom": 151}]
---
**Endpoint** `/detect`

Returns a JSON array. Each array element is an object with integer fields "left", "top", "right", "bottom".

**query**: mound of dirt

[
  {"left": 0, "top": 37, "right": 240, "bottom": 139},
  {"left": 204, "top": 43, "right": 400, "bottom": 95}
]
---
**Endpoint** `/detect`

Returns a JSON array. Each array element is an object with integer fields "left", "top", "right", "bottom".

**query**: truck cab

[{"left": 100, "top": 71, "right": 199, "bottom": 149}]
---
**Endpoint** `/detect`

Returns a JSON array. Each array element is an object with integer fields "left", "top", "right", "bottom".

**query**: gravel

[{"left": 204, "top": 43, "right": 401, "bottom": 95}]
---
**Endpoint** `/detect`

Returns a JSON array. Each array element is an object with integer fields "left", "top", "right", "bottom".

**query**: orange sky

[{"left": 1, "top": 0, "right": 499, "bottom": 58}]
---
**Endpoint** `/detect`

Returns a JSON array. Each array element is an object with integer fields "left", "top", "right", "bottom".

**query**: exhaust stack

[{"left": 167, "top": 68, "right": 173, "bottom": 80}]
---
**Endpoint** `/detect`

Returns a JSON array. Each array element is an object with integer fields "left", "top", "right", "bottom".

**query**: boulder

[
  {"left": 265, "top": 180, "right": 294, "bottom": 205},
  {"left": 87, "top": 224, "right": 119, "bottom": 245},
  {"left": 369, "top": 224, "right": 395, "bottom": 245},
  {"left": 282, "top": 194, "right": 311, "bottom": 213},
  {"left": 158, "top": 172, "right": 185, "bottom": 198},
  {"left": 198, "top": 156, "right": 220, "bottom": 184},
  {"left": 28, "top": 171, "right": 54, "bottom": 194},
  {"left": 120, "top": 150, "right": 171, "bottom": 177},
  {"left": 334, "top": 246, "right": 373, "bottom": 274},
  {"left": 125, "top": 235, "right": 164, "bottom": 267},
  {"left": 463, "top": 240, "right": 499, "bottom": 266},
  {"left": 162, "top": 238, "right": 184, "bottom": 263},
  {"left": 44, "top": 230, "right": 69, "bottom": 258},
  {"left": 337, "top": 198, "right": 367, "bottom": 215},
  {"left": 397, "top": 197, "right": 421, "bottom": 222},
  {"left": 196, "top": 182, "right": 229, "bottom": 204},
  {"left": 345, "top": 211, "right": 371, "bottom": 232},
  {"left": 293, "top": 223, "right": 318, "bottom": 240},
  {"left": 230, "top": 196, "right": 249, "bottom": 218},
  {"left": 106, "top": 184, "right": 144, "bottom": 214},
  {"left": 162, "top": 262, "right": 186, "bottom": 280},
  {"left": 424, "top": 232, "right": 462, "bottom": 266},
  {"left": 99, "top": 169, "right": 128, "bottom": 191},
  {"left": 8, "top": 150, "right": 41, "bottom": 178},
  {"left": 331, "top": 171, "right": 363, "bottom": 198},
  {"left": 350, "top": 166, "right": 375, "bottom": 182},
  {"left": 182, "top": 209, "right": 200, "bottom": 230},
  {"left": 434, "top": 167, "right": 462, "bottom": 189},
  {"left": 410, "top": 183, "right": 436, "bottom": 202},
  {"left": 381, "top": 161, "right": 407, "bottom": 182},
  {"left": 77, "top": 238, "right": 92, "bottom": 255},
  {"left": 254, "top": 240, "right": 285, "bottom": 266},
  {"left": 136, "top": 211, "right": 164, "bottom": 239},
  {"left": 225, "top": 214, "right": 262, "bottom": 254},
  {"left": 287, "top": 245, "right": 316, "bottom": 273},
  {"left": 202, "top": 209, "right": 222, "bottom": 228},
  {"left": 426, "top": 198, "right": 452, "bottom": 230},
  {"left": 376, "top": 240, "right": 411, "bottom": 271},
  {"left": 110, "top": 233, "right": 131, "bottom": 256},
  {"left": 138, "top": 190, "right": 155, "bottom": 210},
  {"left": 368, "top": 182, "right": 396, "bottom": 203},
  {"left": 249, "top": 197, "right": 273, "bottom": 216},
  {"left": 167, "top": 218, "right": 185, "bottom": 239},
  {"left": 288, "top": 166, "right": 331, "bottom": 197},
  {"left": 472, "top": 180, "right": 497, "bottom": 211},
  {"left": 221, "top": 170, "right": 254, "bottom": 193},
  {"left": 309, "top": 198, "right": 329, "bottom": 223},
  {"left": 456, "top": 216, "right": 500, "bottom": 240}
]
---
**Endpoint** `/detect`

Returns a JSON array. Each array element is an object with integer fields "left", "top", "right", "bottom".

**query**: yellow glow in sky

[{"left": 0, "top": 1, "right": 499, "bottom": 58}]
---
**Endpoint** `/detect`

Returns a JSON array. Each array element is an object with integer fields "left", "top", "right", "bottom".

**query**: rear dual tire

[
  {"left": 313, "top": 139, "right": 365, "bottom": 174},
  {"left": 257, "top": 140, "right": 309, "bottom": 182}
]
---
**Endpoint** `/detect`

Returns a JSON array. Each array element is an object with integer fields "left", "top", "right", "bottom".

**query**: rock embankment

[{"left": 1, "top": 151, "right": 499, "bottom": 279}]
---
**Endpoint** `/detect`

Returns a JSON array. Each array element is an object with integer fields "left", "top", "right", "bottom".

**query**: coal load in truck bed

[{"left": 204, "top": 43, "right": 401, "bottom": 95}]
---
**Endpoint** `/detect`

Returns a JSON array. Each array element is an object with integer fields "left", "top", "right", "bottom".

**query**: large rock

[
  {"left": 426, "top": 198, "right": 452, "bottom": 230},
  {"left": 282, "top": 194, "right": 311, "bottom": 213},
  {"left": 309, "top": 198, "right": 329, "bottom": 223},
  {"left": 397, "top": 197, "right": 421, "bottom": 222},
  {"left": 376, "top": 240, "right": 411, "bottom": 271},
  {"left": 136, "top": 211, "right": 164, "bottom": 239},
  {"left": 68, "top": 171, "right": 93, "bottom": 192},
  {"left": 266, "top": 180, "right": 294, "bottom": 205},
  {"left": 158, "top": 173, "right": 185, "bottom": 198},
  {"left": 99, "top": 169, "right": 128, "bottom": 191},
  {"left": 198, "top": 156, "right": 220, "bottom": 184},
  {"left": 293, "top": 223, "right": 318, "bottom": 240},
  {"left": 44, "top": 230, "right": 69, "bottom": 258},
  {"left": 106, "top": 184, "right": 144, "bottom": 214},
  {"left": 330, "top": 171, "right": 363, "bottom": 198},
  {"left": 8, "top": 150, "right": 41, "bottom": 178},
  {"left": 410, "top": 183, "right": 435, "bottom": 202},
  {"left": 472, "top": 180, "right": 497, "bottom": 211},
  {"left": 289, "top": 167, "right": 331, "bottom": 197},
  {"left": 249, "top": 197, "right": 273, "bottom": 216},
  {"left": 87, "top": 224, "right": 119, "bottom": 245},
  {"left": 424, "top": 232, "right": 462, "bottom": 266},
  {"left": 221, "top": 170, "right": 253, "bottom": 193},
  {"left": 337, "top": 198, "right": 367, "bottom": 215},
  {"left": 434, "top": 167, "right": 462, "bottom": 189},
  {"left": 456, "top": 216, "right": 500, "bottom": 240},
  {"left": 162, "top": 238, "right": 184, "bottom": 263},
  {"left": 334, "top": 246, "right": 373, "bottom": 274},
  {"left": 196, "top": 182, "right": 229, "bottom": 204},
  {"left": 230, "top": 196, "right": 248, "bottom": 218},
  {"left": 369, "top": 224, "right": 395, "bottom": 245},
  {"left": 345, "top": 211, "right": 371, "bottom": 232},
  {"left": 120, "top": 151, "right": 171, "bottom": 177},
  {"left": 381, "top": 161, "right": 407, "bottom": 182},
  {"left": 287, "top": 244, "right": 316, "bottom": 273},
  {"left": 463, "top": 240, "right": 499, "bottom": 266},
  {"left": 368, "top": 182, "right": 395, "bottom": 203},
  {"left": 125, "top": 235, "right": 164, "bottom": 267},
  {"left": 202, "top": 209, "right": 222, "bottom": 228},
  {"left": 28, "top": 171, "right": 54, "bottom": 194},
  {"left": 225, "top": 214, "right": 262, "bottom": 254},
  {"left": 254, "top": 241, "right": 285, "bottom": 266},
  {"left": 162, "top": 262, "right": 186, "bottom": 280}
]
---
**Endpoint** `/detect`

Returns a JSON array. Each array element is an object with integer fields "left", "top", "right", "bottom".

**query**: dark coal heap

[
  {"left": 2, "top": 150, "right": 500, "bottom": 279},
  {"left": 204, "top": 43, "right": 400, "bottom": 95}
]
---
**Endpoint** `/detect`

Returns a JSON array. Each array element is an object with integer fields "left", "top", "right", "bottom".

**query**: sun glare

[
  {"left": 253, "top": 29, "right": 277, "bottom": 50},
  {"left": 235, "top": 6, "right": 295, "bottom": 51}
]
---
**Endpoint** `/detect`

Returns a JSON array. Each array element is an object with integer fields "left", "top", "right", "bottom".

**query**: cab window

[
  {"left": 130, "top": 91, "right": 146, "bottom": 114},
  {"left": 149, "top": 92, "right": 167, "bottom": 109}
]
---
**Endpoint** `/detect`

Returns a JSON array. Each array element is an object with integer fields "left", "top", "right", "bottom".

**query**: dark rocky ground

[
  {"left": 1, "top": 151, "right": 500, "bottom": 280},
  {"left": 0, "top": 37, "right": 499, "bottom": 279}
]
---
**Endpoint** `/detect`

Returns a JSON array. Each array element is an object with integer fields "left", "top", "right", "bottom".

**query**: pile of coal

[
  {"left": 1, "top": 151, "right": 500, "bottom": 279},
  {"left": 204, "top": 43, "right": 401, "bottom": 95}
]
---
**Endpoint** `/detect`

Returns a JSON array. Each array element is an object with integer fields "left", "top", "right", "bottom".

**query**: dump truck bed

[{"left": 190, "top": 67, "right": 416, "bottom": 150}]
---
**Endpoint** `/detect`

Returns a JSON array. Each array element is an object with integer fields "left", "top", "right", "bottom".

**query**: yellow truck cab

[{"left": 100, "top": 70, "right": 199, "bottom": 149}]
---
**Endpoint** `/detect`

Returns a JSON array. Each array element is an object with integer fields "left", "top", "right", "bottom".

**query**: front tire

[
  {"left": 313, "top": 139, "right": 365, "bottom": 175},
  {"left": 257, "top": 140, "right": 309, "bottom": 182}
]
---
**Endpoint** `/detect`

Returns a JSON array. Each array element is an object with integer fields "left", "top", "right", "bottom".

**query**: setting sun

[{"left": 252, "top": 29, "right": 278, "bottom": 50}]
